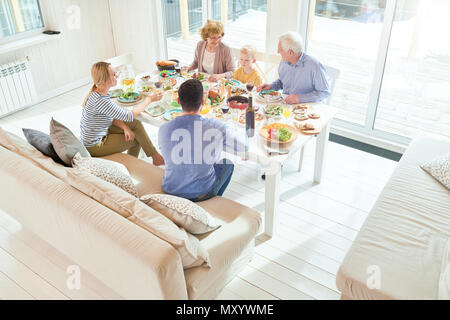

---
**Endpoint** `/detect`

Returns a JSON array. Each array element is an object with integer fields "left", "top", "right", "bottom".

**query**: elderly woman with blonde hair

[
  {"left": 80, "top": 62, "right": 165, "bottom": 165},
  {"left": 188, "top": 20, "right": 234, "bottom": 82}
]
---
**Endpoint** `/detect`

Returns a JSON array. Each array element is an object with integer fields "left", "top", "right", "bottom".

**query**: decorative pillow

[
  {"left": 72, "top": 153, "right": 139, "bottom": 197},
  {"left": 421, "top": 153, "right": 450, "bottom": 190},
  {"left": 141, "top": 194, "right": 222, "bottom": 234},
  {"left": 65, "top": 169, "right": 211, "bottom": 269},
  {"left": 22, "top": 128, "right": 67, "bottom": 166},
  {"left": 49, "top": 118, "right": 90, "bottom": 166}
]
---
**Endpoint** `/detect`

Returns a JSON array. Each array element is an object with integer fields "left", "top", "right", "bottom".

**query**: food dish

[
  {"left": 294, "top": 114, "right": 309, "bottom": 121},
  {"left": 141, "top": 75, "right": 152, "bottom": 82},
  {"left": 188, "top": 72, "right": 207, "bottom": 82},
  {"left": 259, "top": 123, "right": 298, "bottom": 149},
  {"left": 256, "top": 90, "right": 283, "bottom": 103},
  {"left": 156, "top": 59, "right": 179, "bottom": 71},
  {"left": 141, "top": 85, "right": 154, "bottom": 94},
  {"left": 160, "top": 70, "right": 178, "bottom": 78},
  {"left": 308, "top": 113, "right": 321, "bottom": 119},
  {"left": 295, "top": 122, "right": 321, "bottom": 135},
  {"left": 225, "top": 79, "right": 241, "bottom": 87},
  {"left": 227, "top": 96, "right": 248, "bottom": 110},
  {"left": 118, "top": 92, "right": 140, "bottom": 103},
  {"left": 231, "top": 87, "right": 247, "bottom": 96},
  {"left": 145, "top": 104, "right": 166, "bottom": 117},
  {"left": 293, "top": 104, "right": 313, "bottom": 114},
  {"left": 238, "top": 112, "right": 264, "bottom": 125},
  {"left": 108, "top": 89, "right": 124, "bottom": 98},
  {"left": 163, "top": 109, "right": 183, "bottom": 121},
  {"left": 263, "top": 105, "right": 284, "bottom": 118}
]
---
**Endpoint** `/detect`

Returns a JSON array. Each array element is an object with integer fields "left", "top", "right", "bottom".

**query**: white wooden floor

[{"left": 0, "top": 84, "right": 398, "bottom": 300}]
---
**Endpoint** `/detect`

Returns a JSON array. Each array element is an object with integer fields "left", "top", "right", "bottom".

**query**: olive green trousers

[{"left": 87, "top": 119, "right": 157, "bottom": 158}]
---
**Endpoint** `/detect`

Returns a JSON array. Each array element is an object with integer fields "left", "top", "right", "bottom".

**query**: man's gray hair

[{"left": 279, "top": 31, "right": 304, "bottom": 55}]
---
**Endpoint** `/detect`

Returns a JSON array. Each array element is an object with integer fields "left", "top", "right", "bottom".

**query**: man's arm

[{"left": 300, "top": 63, "right": 331, "bottom": 103}]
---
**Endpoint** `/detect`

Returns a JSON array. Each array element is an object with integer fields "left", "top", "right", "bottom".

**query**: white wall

[
  {"left": 0, "top": 0, "right": 116, "bottom": 103},
  {"left": 108, "top": 0, "right": 166, "bottom": 73}
]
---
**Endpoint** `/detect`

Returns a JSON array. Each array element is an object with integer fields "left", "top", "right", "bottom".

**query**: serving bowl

[{"left": 259, "top": 123, "right": 298, "bottom": 149}]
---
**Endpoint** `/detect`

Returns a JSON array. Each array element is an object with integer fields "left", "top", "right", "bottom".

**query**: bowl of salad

[{"left": 259, "top": 123, "right": 298, "bottom": 149}]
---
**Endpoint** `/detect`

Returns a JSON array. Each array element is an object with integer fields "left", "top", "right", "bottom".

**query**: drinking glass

[
  {"left": 283, "top": 107, "right": 292, "bottom": 124},
  {"left": 246, "top": 82, "right": 254, "bottom": 94}
]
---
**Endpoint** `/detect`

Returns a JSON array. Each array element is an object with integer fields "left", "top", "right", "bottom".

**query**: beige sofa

[
  {"left": 337, "top": 137, "right": 450, "bottom": 300},
  {"left": 0, "top": 128, "right": 262, "bottom": 300}
]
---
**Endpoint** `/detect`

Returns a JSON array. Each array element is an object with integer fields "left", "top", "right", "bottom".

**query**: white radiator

[{"left": 0, "top": 58, "right": 37, "bottom": 117}]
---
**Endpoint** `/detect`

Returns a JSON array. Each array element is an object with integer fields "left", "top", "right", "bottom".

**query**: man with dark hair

[{"left": 158, "top": 79, "right": 248, "bottom": 202}]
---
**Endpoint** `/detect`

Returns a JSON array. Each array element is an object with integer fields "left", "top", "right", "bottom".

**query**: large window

[
  {"left": 305, "top": 0, "right": 450, "bottom": 143},
  {"left": 0, "top": 0, "right": 44, "bottom": 39},
  {"left": 375, "top": 0, "right": 450, "bottom": 139},
  {"left": 162, "top": 0, "right": 267, "bottom": 66}
]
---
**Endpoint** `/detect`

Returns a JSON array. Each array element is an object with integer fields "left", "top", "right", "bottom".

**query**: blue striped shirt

[
  {"left": 271, "top": 53, "right": 330, "bottom": 103},
  {"left": 80, "top": 91, "right": 134, "bottom": 147}
]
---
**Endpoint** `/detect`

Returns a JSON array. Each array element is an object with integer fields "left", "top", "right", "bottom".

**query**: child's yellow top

[{"left": 233, "top": 67, "right": 263, "bottom": 86}]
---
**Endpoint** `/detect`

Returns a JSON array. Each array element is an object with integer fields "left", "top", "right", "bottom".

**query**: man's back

[{"left": 158, "top": 115, "right": 248, "bottom": 199}]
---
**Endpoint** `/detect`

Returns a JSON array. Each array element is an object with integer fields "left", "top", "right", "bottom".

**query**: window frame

[
  {"left": 0, "top": 0, "right": 45, "bottom": 45},
  {"left": 300, "top": 0, "right": 414, "bottom": 148}
]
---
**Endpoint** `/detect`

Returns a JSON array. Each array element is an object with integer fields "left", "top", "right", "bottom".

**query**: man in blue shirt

[
  {"left": 257, "top": 31, "right": 331, "bottom": 104},
  {"left": 158, "top": 79, "right": 249, "bottom": 201}
]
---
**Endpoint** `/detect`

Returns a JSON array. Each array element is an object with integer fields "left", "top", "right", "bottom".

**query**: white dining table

[{"left": 124, "top": 73, "right": 338, "bottom": 237}]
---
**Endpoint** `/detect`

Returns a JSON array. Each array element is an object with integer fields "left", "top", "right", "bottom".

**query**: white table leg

[
  {"left": 264, "top": 162, "right": 281, "bottom": 237},
  {"left": 314, "top": 123, "right": 331, "bottom": 183},
  {"left": 298, "top": 146, "right": 305, "bottom": 172}
]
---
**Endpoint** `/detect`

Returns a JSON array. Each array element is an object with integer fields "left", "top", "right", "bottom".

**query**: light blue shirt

[
  {"left": 271, "top": 53, "right": 331, "bottom": 103},
  {"left": 158, "top": 115, "right": 249, "bottom": 199}
]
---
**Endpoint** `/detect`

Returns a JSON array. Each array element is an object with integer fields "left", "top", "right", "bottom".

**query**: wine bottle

[{"left": 246, "top": 93, "right": 255, "bottom": 137}]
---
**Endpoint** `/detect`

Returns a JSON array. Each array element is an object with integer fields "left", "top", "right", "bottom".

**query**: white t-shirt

[{"left": 202, "top": 50, "right": 216, "bottom": 74}]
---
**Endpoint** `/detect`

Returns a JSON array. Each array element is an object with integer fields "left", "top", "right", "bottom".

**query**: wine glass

[
  {"left": 246, "top": 82, "right": 254, "bottom": 94},
  {"left": 221, "top": 103, "right": 230, "bottom": 122}
]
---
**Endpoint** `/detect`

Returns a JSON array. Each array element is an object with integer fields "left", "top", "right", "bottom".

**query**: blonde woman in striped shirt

[{"left": 80, "top": 62, "right": 165, "bottom": 166}]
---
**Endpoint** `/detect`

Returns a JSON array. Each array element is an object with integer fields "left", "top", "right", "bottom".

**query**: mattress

[{"left": 337, "top": 137, "right": 450, "bottom": 300}]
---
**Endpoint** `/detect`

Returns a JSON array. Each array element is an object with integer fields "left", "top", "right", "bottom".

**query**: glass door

[
  {"left": 161, "top": 0, "right": 268, "bottom": 67},
  {"left": 306, "top": 0, "right": 388, "bottom": 125},
  {"left": 375, "top": 0, "right": 450, "bottom": 140}
]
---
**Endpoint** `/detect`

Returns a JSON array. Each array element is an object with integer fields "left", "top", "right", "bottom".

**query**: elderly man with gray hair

[{"left": 257, "top": 31, "right": 330, "bottom": 104}]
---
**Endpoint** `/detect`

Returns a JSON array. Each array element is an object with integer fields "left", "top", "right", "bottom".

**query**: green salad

[
  {"left": 278, "top": 128, "right": 292, "bottom": 142},
  {"left": 264, "top": 105, "right": 283, "bottom": 117},
  {"left": 119, "top": 91, "right": 138, "bottom": 101}
]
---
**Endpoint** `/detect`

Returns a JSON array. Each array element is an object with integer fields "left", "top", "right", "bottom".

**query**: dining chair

[
  {"left": 231, "top": 48, "right": 281, "bottom": 84},
  {"left": 105, "top": 53, "right": 134, "bottom": 70},
  {"left": 297, "top": 64, "right": 340, "bottom": 173}
]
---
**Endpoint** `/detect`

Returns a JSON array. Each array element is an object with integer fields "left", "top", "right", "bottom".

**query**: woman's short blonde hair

[
  {"left": 199, "top": 20, "right": 225, "bottom": 41},
  {"left": 240, "top": 45, "right": 257, "bottom": 59}
]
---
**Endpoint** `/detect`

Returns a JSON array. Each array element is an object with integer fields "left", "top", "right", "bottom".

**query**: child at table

[{"left": 233, "top": 45, "right": 263, "bottom": 87}]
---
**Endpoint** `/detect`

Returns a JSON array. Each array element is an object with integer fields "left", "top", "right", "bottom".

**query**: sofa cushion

[
  {"left": 22, "top": 128, "right": 66, "bottom": 166},
  {"left": 141, "top": 194, "right": 222, "bottom": 235},
  {"left": 72, "top": 153, "right": 139, "bottom": 197},
  {"left": 421, "top": 152, "right": 450, "bottom": 190},
  {"left": 50, "top": 118, "right": 90, "bottom": 166},
  {"left": 101, "top": 153, "right": 165, "bottom": 196},
  {"left": 66, "top": 169, "right": 210, "bottom": 269},
  {"left": 0, "top": 127, "right": 68, "bottom": 181}
]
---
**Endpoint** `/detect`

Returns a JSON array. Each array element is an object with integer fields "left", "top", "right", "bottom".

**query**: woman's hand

[
  {"left": 123, "top": 126, "right": 135, "bottom": 142},
  {"left": 208, "top": 74, "right": 222, "bottom": 82},
  {"left": 149, "top": 91, "right": 163, "bottom": 102}
]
